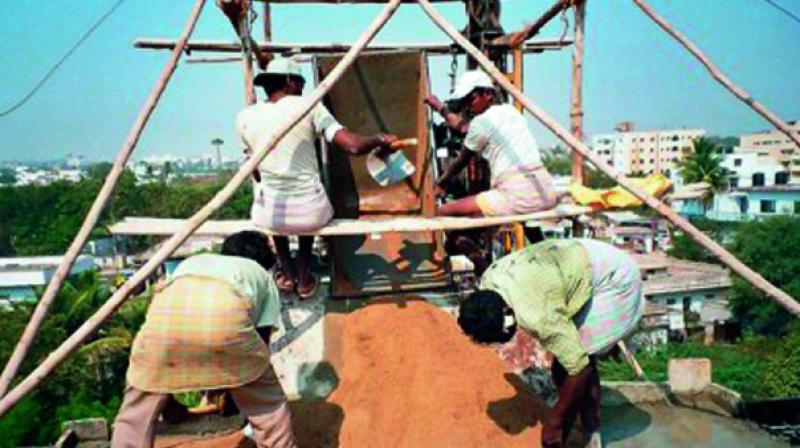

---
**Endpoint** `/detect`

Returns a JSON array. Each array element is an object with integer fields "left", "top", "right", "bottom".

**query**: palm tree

[{"left": 677, "top": 137, "right": 728, "bottom": 210}]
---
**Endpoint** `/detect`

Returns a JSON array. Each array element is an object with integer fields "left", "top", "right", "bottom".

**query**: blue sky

[{"left": 1, "top": 0, "right": 798, "bottom": 161}]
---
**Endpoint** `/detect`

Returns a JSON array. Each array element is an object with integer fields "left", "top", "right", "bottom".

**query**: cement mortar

[{"left": 602, "top": 404, "right": 790, "bottom": 447}]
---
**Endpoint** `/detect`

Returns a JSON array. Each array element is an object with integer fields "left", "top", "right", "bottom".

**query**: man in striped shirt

[{"left": 457, "top": 239, "right": 644, "bottom": 448}]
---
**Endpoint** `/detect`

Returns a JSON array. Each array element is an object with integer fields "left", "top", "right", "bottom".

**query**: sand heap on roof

[{"left": 158, "top": 297, "right": 550, "bottom": 447}]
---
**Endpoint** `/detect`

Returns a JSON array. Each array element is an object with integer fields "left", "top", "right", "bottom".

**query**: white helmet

[
  {"left": 254, "top": 57, "right": 304, "bottom": 87},
  {"left": 450, "top": 70, "right": 494, "bottom": 101}
]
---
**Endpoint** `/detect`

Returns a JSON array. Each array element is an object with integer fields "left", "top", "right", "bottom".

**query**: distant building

[
  {"left": 673, "top": 148, "right": 800, "bottom": 221},
  {"left": 599, "top": 211, "right": 669, "bottom": 253},
  {"left": 0, "top": 255, "right": 96, "bottom": 304},
  {"left": 740, "top": 120, "right": 800, "bottom": 165},
  {"left": 633, "top": 252, "right": 733, "bottom": 341},
  {"left": 591, "top": 123, "right": 705, "bottom": 176}
]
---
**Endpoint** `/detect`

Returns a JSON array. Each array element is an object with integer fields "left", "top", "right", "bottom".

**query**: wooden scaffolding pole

[
  {"left": 417, "top": 0, "right": 800, "bottom": 316},
  {"left": 570, "top": 0, "right": 586, "bottom": 185},
  {"left": 241, "top": 1, "right": 257, "bottom": 104},
  {"left": 133, "top": 38, "right": 573, "bottom": 54},
  {"left": 263, "top": 1, "right": 273, "bottom": 42},
  {"left": 0, "top": 0, "right": 208, "bottom": 399},
  {"left": 0, "top": 0, "right": 403, "bottom": 418},
  {"left": 492, "top": 0, "right": 569, "bottom": 48},
  {"left": 631, "top": 0, "right": 800, "bottom": 150}
]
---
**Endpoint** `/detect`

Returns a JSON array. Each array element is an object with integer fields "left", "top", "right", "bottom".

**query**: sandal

[
  {"left": 274, "top": 270, "right": 296, "bottom": 293},
  {"left": 297, "top": 274, "right": 320, "bottom": 300}
]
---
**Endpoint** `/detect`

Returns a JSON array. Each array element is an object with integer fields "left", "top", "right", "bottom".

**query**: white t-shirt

[
  {"left": 463, "top": 104, "right": 544, "bottom": 186},
  {"left": 236, "top": 96, "right": 344, "bottom": 191}
]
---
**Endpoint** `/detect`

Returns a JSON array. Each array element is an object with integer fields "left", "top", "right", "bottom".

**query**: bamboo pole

[
  {"left": 417, "top": 0, "right": 800, "bottom": 317},
  {"left": 617, "top": 341, "right": 645, "bottom": 380},
  {"left": 491, "top": 0, "right": 568, "bottom": 48},
  {"left": 0, "top": 0, "right": 208, "bottom": 399},
  {"left": 631, "top": 0, "right": 800, "bottom": 151},
  {"left": 263, "top": 1, "right": 273, "bottom": 42},
  {"left": 0, "top": 0, "right": 403, "bottom": 417},
  {"left": 511, "top": 47, "right": 523, "bottom": 111},
  {"left": 240, "top": 1, "right": 257, "bottom": 104},
  {"left": 570, "top": 0, "right": 586, "bottom": 185}
]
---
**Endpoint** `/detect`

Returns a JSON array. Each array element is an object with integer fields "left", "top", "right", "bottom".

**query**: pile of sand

[
  {"left": 157, "top": 298, "right": 549, "bottom": 447},
  {"left": 320, "top": 297, "right": 547, "bottom": 447}
]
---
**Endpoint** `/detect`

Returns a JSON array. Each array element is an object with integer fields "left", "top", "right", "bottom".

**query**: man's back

[
  {"left": 479, "top": 240, "right": 593, "bottom": 328},
  {"left": 235, "top": 96, "right": 342, "bottom": 189}
]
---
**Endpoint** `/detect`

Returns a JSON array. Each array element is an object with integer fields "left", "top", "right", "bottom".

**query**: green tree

[
  {"left": 542, "top": 151, "right": 571, "bottom": 176},
  {"left": 0, "top": 168, "right": 16, "bottom": 185},
  {"left": 677, "top": 137, "right": 728, "bottom": 208},
  {"left": 728, "top": 216, "right": 800, "bottom": 335},
  {"left": 762, "top": 331, "right": 800, "bottom": 397},
  {"left": 0, "top": 272, "right": 150, "bottom": 445}
]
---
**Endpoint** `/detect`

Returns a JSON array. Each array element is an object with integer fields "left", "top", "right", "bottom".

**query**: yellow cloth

[{"left": 569, "top": 173, "right": 672, "bottom": 210}]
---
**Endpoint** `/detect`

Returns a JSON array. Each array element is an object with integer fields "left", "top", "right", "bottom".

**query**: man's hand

[
  {"left": 424, "top": 94, "right": 445, "bottom": 114},
  {"left": 434, "top": 184, "right": 446, "bottom": 199},
  {"left": 375, "top": 133, "right": 399, "bottom": 149},
  {"left": 372, "top": 133, "right": 399, "bottom": 159}
]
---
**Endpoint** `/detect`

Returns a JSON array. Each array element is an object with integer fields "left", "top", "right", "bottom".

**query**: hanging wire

[
  {"left": 0, "top": 0, "right": 127, "bottom": 119},
  {"left": 759, "top": 0, "right": 800, "bottom": 26}
]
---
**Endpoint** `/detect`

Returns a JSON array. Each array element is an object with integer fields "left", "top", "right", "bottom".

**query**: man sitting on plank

[
  {"left": 236, "top": 57, "right": 398, "bottom": 299},
  {"left": 112, "top": 231, "right": 295, "bottom": 448},
  {"left": 427, "top": 70, "right": 557, "bottom": 217},
  {"left": 457, "top": 239, "right": 644, "bottom": 448}
]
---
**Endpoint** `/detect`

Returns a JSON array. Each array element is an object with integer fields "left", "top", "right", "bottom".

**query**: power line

[
  {"left": 0, "top": 0, "right": 127, "bottom": 119},
  {"left": 759, "top": 0, "right": 800, "bottom": 26}
]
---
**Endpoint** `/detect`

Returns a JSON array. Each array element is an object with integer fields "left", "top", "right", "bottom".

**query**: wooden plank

[
  {"left": 107, "top": 206, "right": 592, "bottom": 236},
  {"left": 133, "top": 38, "right": 573, "bottom": 54},
  {"left": 318, "top": 52, "right": 447, "bottom": 296}
]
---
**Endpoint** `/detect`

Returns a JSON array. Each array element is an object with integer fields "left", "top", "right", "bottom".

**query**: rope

[{"left": 0, "top": 0, "right": 127, "bottom": 119}]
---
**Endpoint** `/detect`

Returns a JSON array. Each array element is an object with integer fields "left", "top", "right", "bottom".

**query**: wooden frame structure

[{"left": 1, "top": 0, "right": 799, "bottom": 417}]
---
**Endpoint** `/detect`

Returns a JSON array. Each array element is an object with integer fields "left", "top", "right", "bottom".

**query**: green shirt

[
  {"left": 479, "top": 240, "right": 593, "bottom": 374},
  {"left": 172, "top": 253, "right": 280, "bottom": 329}
]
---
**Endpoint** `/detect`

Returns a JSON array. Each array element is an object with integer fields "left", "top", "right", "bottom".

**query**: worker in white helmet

[
  {"left": 236, "top": 57, "right": 398, "bottom": 299},
  {"left": 427, "top": 69, "right": 557, "bottom": 218}
]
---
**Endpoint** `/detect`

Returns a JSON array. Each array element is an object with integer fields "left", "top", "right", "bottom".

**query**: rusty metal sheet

[{"left": 317, "top": 52, "right": 449, "bottom": 296}]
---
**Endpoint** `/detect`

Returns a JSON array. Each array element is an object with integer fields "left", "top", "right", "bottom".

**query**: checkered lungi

[
  {"left": 475, "top": 165, "right": 557, "bottom": 217},
  {"left": 573, "top": 242, "right": 645, "bottom": 355},
  {"left": 127, "top": 276, "right": 270, "bottom": 393}
]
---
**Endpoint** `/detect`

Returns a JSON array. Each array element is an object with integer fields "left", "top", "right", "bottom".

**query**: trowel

[{"left": 367, "top": 138, "right": 417, "bottom": 187}]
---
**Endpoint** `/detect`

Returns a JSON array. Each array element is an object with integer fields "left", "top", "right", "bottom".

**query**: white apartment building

[
  {"left": 673, "top": 148, "right": 800, "bottom": 221},
  {"left": 591, "top": 124, "right": 705, "bottom": 176},
  {"left": 740, "top": 120, "right": 800, "bottom": 182},
  {"left": 740, "top": 120, "right": 800, "bottom": 162}
]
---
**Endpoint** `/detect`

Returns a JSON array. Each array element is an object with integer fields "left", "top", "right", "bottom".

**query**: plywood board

[{"left": 317, "top": 52, "right": 448, "bottom": 296}]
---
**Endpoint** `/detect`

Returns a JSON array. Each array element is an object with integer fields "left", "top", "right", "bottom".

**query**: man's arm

[
  {"left": 425, "top": 94, "right": 469, "bottom": 134},
  {"left": 529, "top": 300, "right": 592, "bottom": 447},
  {"left": 332, "top": 129, "right": 398, "bottom": 156}
]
